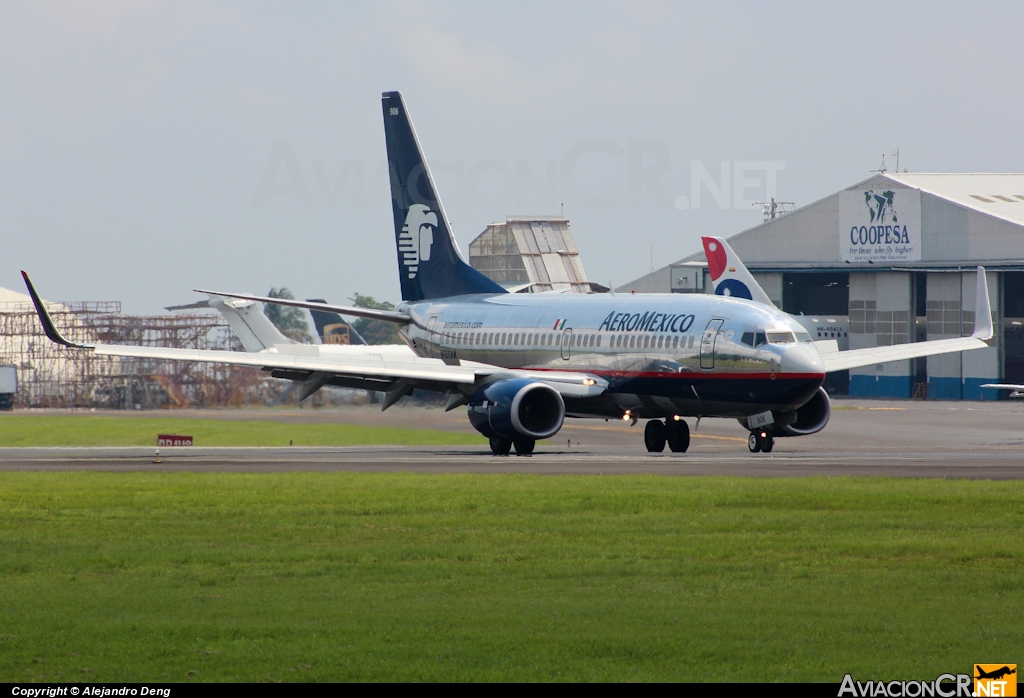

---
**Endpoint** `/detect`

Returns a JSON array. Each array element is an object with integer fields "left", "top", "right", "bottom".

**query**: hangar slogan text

[{"left": 839, "top": 187, "right": 921, "bottom": 263}]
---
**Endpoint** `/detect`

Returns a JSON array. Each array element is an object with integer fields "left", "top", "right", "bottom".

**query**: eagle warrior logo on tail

[{"left": 399, "top": 204, "right": 437, "bottom": 279}]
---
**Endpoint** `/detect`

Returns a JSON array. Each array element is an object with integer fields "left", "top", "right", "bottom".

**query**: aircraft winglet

[
  {"left": 701, "top": 237, "right": 776, "bottom": 307},
  {"left": 20, "top": 271, "right": 91, "bottom": 348},
  {"left": 972, "top": 266, "right": 993, "bottom": 340}
]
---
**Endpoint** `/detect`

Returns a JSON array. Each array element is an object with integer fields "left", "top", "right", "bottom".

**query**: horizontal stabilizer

[{"left": 195, "top": 290, "right": 411, "bottom": 325}]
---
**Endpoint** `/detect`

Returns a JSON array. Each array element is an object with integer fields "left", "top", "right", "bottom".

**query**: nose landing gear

[{"left": 747, "top": 430, "right": 774, "bottom": 453}]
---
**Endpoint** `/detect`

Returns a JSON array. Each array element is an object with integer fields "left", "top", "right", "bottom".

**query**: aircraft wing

[
  {"left": 92, "top": 342, "right": 478, "bottom": 382},
  {"left": 821, "top": 336, "right": 989, "bottom": 373},
  {"left": 821, "top": 266, "right": 993, "bottom": 373},
  {"left": 21, "top": 272, "right": 607, "bottom": 404}
]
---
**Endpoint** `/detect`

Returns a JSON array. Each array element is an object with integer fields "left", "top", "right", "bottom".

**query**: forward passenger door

[{"left": 700, "top": 318, "right": 724, "bottom": 370}]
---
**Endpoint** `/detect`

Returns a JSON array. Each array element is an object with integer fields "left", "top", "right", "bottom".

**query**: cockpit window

[
  {"left": 740, "top": 331, "right": 768, "bottom": 347},
  {"left": 794, "top": 331, "right": 812, "bottom": 343},
  {"left": 767, "top": 331, "right": 796, "bottom": 344}
]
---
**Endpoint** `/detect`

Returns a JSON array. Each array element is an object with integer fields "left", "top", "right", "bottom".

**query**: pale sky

[{"left": 2, "top": 1, "right": 1022, "bottom": 313}]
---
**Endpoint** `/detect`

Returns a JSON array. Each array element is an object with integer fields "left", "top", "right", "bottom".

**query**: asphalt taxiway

[{"left": 1, "top": 399, "right": 1022, "bottom": 478}]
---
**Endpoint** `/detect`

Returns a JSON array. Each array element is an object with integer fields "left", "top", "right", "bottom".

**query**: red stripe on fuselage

[{"left": 515, "top": 367, "right": 825, "bottom": 380}]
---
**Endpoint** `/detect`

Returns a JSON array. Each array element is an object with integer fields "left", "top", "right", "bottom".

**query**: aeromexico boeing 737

[{"left": 21, "top": 91, "right": 994, "bottom": 455}]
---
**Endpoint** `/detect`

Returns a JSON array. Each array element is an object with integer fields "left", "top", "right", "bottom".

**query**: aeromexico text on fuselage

[
  {"left": 442, "top": 309, "right": 698, "bottom": 335},
  {"left": 597, "top": 311, "right": 696, "bottom": 334}
]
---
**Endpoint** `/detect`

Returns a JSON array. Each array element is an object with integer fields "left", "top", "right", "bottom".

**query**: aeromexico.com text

[{"left": 598, "top": 311, "right": 696, "bottom": 334}]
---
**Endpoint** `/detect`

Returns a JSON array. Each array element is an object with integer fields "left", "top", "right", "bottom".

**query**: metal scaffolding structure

[
  {"left": 0, "top": 299, "right": 287, "bottom": 409},
  {"left": 469, "top": 217, "right": 603, "bottom": 293}
]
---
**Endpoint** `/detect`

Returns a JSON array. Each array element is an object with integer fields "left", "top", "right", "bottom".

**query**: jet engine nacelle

[
  {"left": 467, "top": 378, "right": 565, "bottom": 441},
  {"left": 773, "top": 386, "right": 831, "bottom": 437}
]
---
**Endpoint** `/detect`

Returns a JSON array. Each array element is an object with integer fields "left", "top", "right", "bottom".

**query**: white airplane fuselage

[{"left": 400, "top": 290, "right": 825, "bottom": 420}]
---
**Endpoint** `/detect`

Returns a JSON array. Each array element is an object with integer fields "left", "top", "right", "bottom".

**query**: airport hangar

[{"left": 620, "top": 173, "right": 1024, "bottom": 400}]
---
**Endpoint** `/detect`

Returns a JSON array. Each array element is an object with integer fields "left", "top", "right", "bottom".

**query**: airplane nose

[{"left": 780, "top": 344, "right": 825, "bottom": 375}]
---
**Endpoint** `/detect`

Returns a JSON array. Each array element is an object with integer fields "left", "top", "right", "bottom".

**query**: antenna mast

[{"left": 752, "top": 197, "right": 794, "bottom": 222}]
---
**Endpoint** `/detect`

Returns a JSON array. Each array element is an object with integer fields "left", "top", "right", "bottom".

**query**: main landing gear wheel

[
  {"left": 666, "top": 419, "right": 690, "bottom": 453},
  {"left": 644, "top": 420, "right": 666, "bottom": 452},
  {"left": 747, "top": 431, "right": 774, "bottom": 453},
  {"left": 489, "top": 437, "right": 512, "bottom": 456},
  {"left": 513, "top": 438, "right": 535, "bottom": 456}
]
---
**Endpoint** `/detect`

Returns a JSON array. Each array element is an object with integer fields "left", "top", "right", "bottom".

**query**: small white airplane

[
  {"left": 980, "top": 383, "right": 1024, "bottom": 396},
  {"left": 166, "top": 296, "right": 294, "bottom": 352}
]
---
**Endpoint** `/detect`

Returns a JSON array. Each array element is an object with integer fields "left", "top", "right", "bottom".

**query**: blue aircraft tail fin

[{"left": 382, "top": 91, "right": 506, "bottom": 302}]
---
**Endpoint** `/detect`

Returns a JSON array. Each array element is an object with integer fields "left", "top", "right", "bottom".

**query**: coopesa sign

[{"left": 839, "top": 186, "right": 921, "bottom": 263}]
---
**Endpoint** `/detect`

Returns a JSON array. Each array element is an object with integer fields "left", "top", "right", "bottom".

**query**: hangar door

[
  {"left": 782, "top": 272, "right": 850, "bottom": 394},
  {"left": 1004, "top": 273, "right": 1024, "bottom": 384}
]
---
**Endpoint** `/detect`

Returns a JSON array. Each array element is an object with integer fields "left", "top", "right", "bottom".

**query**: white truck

[{"left": 0, "top": 365, "right": 17, "bottom": 410}]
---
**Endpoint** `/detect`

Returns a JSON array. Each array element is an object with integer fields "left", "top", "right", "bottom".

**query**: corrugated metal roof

[
  {"left": 882, "top": 172, "right": 1024, "bottom": 227},
  {"left": 620, "top": 172, "right": 1024, "bottom": 291},
  {"left": 0, "top": 286, "right": 34, "bottom": 307}
]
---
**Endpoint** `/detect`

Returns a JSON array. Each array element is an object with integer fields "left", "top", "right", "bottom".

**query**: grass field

[
  {"left": 0, "top": 473, "right": 1021, "bottom": 682},
  {"left": 0, "top": 414, "right": 482, "bottom": 447}
]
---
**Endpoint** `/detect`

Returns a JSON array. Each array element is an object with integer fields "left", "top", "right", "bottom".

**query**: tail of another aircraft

[
  {"left": 701, "top": 236, "right": 777, "bottom": 307},
  {"left": 382, "top": 91, "right": 506, "bottom": 302},
  {"left": 166, "top": 298, "right": 292, "bottom": 351},
  {"left": 305, "top": 298, "right": 367, "bottom": 345},
  {"left": 210, "top": 298, "right": 292, "bottom": 351}
]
